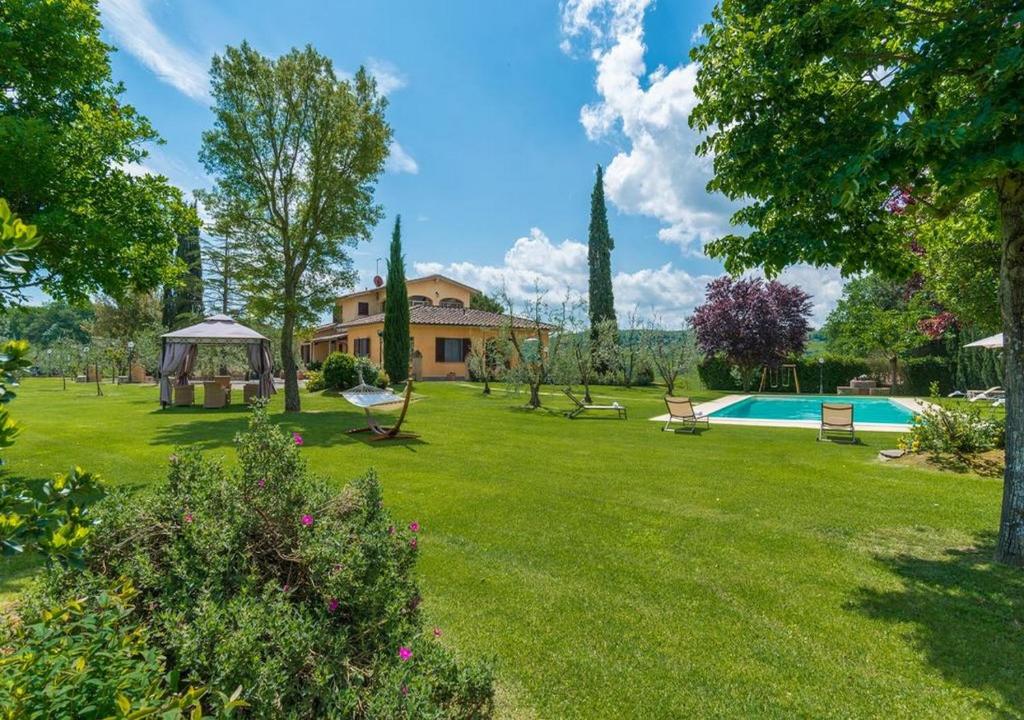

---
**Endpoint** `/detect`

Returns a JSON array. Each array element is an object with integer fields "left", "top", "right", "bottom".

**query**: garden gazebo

[{"left": 158, "top": 314, "right": 275, "bottom": 407}]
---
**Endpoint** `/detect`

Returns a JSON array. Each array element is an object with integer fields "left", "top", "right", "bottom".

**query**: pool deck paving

[{"left": 649, "top": 394, "right": 928, "bottom": 433}]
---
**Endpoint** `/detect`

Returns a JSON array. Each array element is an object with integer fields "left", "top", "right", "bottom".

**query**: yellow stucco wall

[
  {"left": 334, "top": 276, "right": 473, "bottom": 323},
  {"left": 345, "top": 323, "right": 505, "bottom": 380},
  {"left": 308, "top": 320, "right": 548, "bottom": 380}
]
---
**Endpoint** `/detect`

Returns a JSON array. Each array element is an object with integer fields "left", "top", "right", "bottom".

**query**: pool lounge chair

[
  {"left": 968, "top": 387, "right": 1004, "bottom": 402},
  {"left": 662, "top": 396, "right": 709, "bottom": 433},
  {"left": 819, "top": 403, "right": 855, "bottom": 442},
  {"left": 563, "top": 388, "right": 627, "bottom": 419}
]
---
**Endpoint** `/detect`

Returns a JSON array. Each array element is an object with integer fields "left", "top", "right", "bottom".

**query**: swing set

[{"left": 757, "top": 363, "right": 801, "bottom": 394}]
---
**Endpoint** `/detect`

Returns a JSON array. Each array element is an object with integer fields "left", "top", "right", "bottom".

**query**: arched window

[
  {"left": 439, "top": 297, "right": 464, "bottom": 309},
  {"left": 409, "top": 295, "right": 432, "bottom": 307}
]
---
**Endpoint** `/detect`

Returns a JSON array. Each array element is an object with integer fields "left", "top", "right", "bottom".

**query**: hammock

[
  {"left": 341, "top": 383, "right": 407, "bottom": 411},
  {"left": 342, "top": 374, "right": 417, "bottom": 441}
]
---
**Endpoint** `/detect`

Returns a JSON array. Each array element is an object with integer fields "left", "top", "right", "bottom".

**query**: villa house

[{"left": 301, "top": 274, "right": 549, "bottom": 380}]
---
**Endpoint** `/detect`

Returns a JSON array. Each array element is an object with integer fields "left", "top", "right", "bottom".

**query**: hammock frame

[{"left": 345, "top": 379, "right": 418, "bottom": 441}]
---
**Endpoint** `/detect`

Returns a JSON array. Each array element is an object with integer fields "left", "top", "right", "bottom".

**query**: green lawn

[{"left": 3, "top": 378, "right": 1022, "bottom": 718}]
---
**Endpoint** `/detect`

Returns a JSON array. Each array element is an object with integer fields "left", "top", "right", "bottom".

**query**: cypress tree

[
  {"left": 161, "top": 210, "right": 205, "bottom": 328},
  {"left": 382, "top": 216, "right": 410, "bottom": 383},
  {"left": 588, "top": 165, "right": 617, "bottom": 330}
]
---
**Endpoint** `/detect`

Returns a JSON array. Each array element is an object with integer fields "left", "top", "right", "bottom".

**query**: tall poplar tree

[
  {"left": 382, "top": 215, "right": 410, "bottom": 383},
  {"left": 588, "top": 165, "right": 617, "bottom": 330},
  {"left": 200, "top": 42, "right": 391, "bottom": 412}
]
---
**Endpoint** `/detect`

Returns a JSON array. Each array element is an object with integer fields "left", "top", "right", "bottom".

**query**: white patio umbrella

[{"left": 964, "top": 333, "right": 1003, "bottom": 349}]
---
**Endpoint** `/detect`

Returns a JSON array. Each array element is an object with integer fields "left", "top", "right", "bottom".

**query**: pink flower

[
  {"left": 398, "top": 646, "right": 412, "bottom": 662},
  {"left": 433, "top": 627, "right": 442, "bottom": 638},
  {"left": 387, "top": 525, "right": 395, "bottom": 535},
  {"left": 400, "top": 685, "right": 409, "bottom": 697},
  {"left": 292, "top": 432, "right": 304, "bottom": 446},
  {"left": 409, "top": 537, "right": 417, "bottom": 549},
  {"left": 327, "top": 598, "right": 339, "bottom": 613},
  {"left": 183, "top": 512, "right": 193, "bottom": 524},
  {"left": 301, "top": 514, "right": 314, "bottom": 527},
  {"left": 408, "top": 521, "right": 420, "bottom": 533},
  {"left": 257, "top": 478, "right": 266, "bottom": 488}
]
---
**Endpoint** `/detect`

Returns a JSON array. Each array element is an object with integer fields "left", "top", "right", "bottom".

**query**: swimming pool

[{"left": 709, "top": 395, "right": 915, "bottom": 425}]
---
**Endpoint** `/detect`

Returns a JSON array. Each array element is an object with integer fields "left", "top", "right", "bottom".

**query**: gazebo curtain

[
  {"left": 159, "top": 341, "right": 197, "bottom": 405},
  {"left": 248, "top": 341, "right": 276, "bottom": 398}
]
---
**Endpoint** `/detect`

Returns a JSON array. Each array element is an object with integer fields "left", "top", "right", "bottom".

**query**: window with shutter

[{"left": 435, "top": 338, "right": 471, "bottom": 362}]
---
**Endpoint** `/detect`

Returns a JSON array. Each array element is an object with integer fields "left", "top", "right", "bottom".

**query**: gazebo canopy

[
  {"left": 162, "top": 314, "right": 268, "bottom": 345},
  {"left": 964, "top": 333, "right": 1003, "bottom": 349},
  {"left": 159, "top": 315, "right": 275, "bottom": 406}
]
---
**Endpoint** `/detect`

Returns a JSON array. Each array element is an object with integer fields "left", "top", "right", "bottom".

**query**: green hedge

[
  {"left": 697, "top": 356, "right": 739, "bottom": 390},
  {"left": 793, "top": 357, "right": 872, "bottom": 394},
  {"left": 698, "top": 355, "right": 872, "bottom": 393},
  {"left": 902, "top": 356, "right": 955, "bottom": 396}
]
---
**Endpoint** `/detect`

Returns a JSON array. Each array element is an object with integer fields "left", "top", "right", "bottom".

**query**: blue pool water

[{"left": 710, "top": 395, "right": 914, "bottom": 424}]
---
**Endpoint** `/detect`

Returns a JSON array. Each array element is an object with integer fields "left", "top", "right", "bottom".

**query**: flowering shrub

[
  {"left": 0, "top": 579, "right": 246, "bottom": 718},
  {"left": 304, "top": 368, "right": 325, "bottom": 392},
  {"left": 55, "top": 402, "right": 493, "bottom": 717},
  {"left": 322, "top": 351, "right": 358, "bottom": 390},
  {"left": 901, "top": 399, "right": 1004, "bottom": 458}
]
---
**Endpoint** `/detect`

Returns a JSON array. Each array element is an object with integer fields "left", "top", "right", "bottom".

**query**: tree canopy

[
  {"left": 691, "top": 0, "right": 1024, "bottom": 564},
  {"left": 691, "top": 276, "right": 811, "bottom": 391},
  {"left": 0, "top": 0, "right": 194, "bottom": 305},
  {"left": 822, "top": 275, "right": 930, "bottom": 386},
  {"left": 199, "top": 42, "right": 391, "bottom": 411},
  {"left": 162, "top": 211, "right": 204, "bottom": 329}
]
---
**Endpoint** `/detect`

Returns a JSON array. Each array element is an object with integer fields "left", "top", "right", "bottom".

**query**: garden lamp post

[
  {"left": 127, "top": 340, "right": 135, "bottom": 383},
  {"left": 818, "top": 357, "right": 825, "bottom": 394}
]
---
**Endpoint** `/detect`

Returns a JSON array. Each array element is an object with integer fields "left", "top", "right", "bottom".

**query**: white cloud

[
  {"left": 562, "top": 0, "right": 733, "bottom": 253},
  {"left": 415, "top": 229, "right": 843, "bottom": 327},
  {"left": 366, "top": 58, "right": 407, "bottom": 96},
  {"left": 414, "top": 227, "right": 715, "bottom": 326},
  {"left": 98, "top": 0, "right": 211, "bottom": 102},
  {"left": 775, "top": 265, "right": 847, "bottom": 327},
  {"left": 561, "top": 0, "right": 845, "bottom": 322},
  {"left": 386, "top": 141, "right": 419, "bottom": 175}
]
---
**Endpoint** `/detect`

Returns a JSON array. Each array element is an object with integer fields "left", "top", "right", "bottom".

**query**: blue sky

[{"left": 100, "top": 0, "right": 843, "bottom": 325}]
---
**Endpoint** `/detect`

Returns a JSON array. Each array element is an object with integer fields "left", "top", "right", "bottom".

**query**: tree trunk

[
  {"left": 482, "top": 377, "right": 491, "bottom": 395},
  {"left": 996, "top": 171, "right": 1024, "bottom": 566},
  {"left": 890, "top": 356, "right": 899, "bottom": 392},
  {"left": 529, "top": 382, "right": 541, "bottom": 408},
  {"left": 583, "top": 382, "right": 592, "bottom": 404},
  {"left": 281, "top": 308, "right": 300, "bottom": 412}
]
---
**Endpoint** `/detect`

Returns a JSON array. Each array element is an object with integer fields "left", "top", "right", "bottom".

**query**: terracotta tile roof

[{"left": 339, "top": 305, "right": 552, "bottom": 330}]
